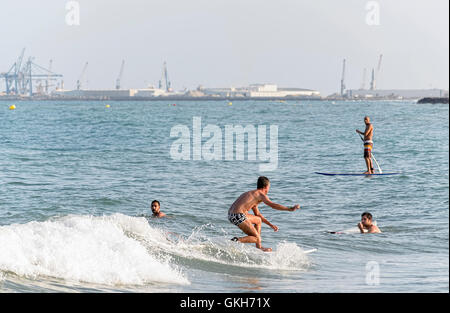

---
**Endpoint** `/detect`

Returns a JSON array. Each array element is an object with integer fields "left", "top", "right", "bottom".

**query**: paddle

[{"left": 358, "top": 133, "right": 382, "bottom": 173}]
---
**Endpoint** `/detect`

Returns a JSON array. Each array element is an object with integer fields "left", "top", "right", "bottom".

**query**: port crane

[
  {"left": 45, "top": 59, "right": 53, "bottom": 93},
  {"left": 158, "top": 61, "right": 171, "bottom": 92},
  {"left": 340, "top": 59, "right": 346, "bottom": 97},
  {"left": 37, "top": 60, "right": 55, "bottom": 94},
  {"left": 376, "top": 54, "right": 383, "bottom": 89},
  {"left": 0, "top": 48, "right": 25, "bottom": 95},
  {"left": 370, "top": 54, "right": 383, "bottom": 90},
  {"left": 76, "top": 62, "right": 88, "bottom": 90},
  {"left": 0, "top": 48, "right": 63, "bottom": 96},
  {"left": 115, "top": 60, "right": 125, "bottom": 90}
]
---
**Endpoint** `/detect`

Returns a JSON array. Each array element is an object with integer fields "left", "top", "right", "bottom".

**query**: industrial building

[
  {"left": 200, "top": 84, "right": 321, "bottom": 99},
  {"left": 50, "top": 84, "right": 321, "bottom": 100},
  {"left": 199, "top": 86, "right": 247, "bottom": 98},
  {"left": 52, "top": 89, "right": 137, "bottom": 99},
  {"left": 51, "top": 87, "right": 186, "bottom": 99},
  {"left": 133, "top": 87, "right": 167, "bottom": 98},
  {"left": 248, "top": 84, "right": 320, "bottom": 98}
]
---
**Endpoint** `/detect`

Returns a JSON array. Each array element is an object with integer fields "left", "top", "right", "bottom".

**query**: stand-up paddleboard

[
  {"left": 315, "top": 172, "right": 400, "bottom": 176},
  {"left": 316, "top": 133, "right": 401, "bottom": 177}
]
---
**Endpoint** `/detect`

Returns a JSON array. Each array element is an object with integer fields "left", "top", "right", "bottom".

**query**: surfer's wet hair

[
  {"left": 257, "top": 176, "right": 270, "bottom": 189},
  {"left": 361, "top": 212, "right": 373, "bottom": 220}
]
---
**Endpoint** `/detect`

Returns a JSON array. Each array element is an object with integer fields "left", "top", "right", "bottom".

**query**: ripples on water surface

[{"left": 0, "top": 100, "right": 448, "bottom": 292}]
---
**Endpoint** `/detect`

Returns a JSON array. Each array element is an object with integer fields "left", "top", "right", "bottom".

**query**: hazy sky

[{"left": 0, "top": 0, "right": 448, "bottom": 95}]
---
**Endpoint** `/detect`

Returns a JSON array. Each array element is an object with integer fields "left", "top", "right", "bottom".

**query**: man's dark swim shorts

[{"left": 228, "top": 213, "right": 247, "bottom": 226}]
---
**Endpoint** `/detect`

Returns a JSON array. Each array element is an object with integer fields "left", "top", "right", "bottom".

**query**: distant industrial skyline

[{"left": 0, "top": 0, "right": 448, "bottom": 96}]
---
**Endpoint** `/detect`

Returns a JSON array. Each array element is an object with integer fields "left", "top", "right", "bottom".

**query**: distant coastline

[
  {"left": 0, "top": 95, "right": 322, "bottom": 101},
  {"left": 0, "top": 95, "right": 441, "bottom": 102}
]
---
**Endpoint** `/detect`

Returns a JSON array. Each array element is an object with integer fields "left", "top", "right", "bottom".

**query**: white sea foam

[
  {"left": 0, "top": 214, "right": 189, "bottom": 286},
  {"left": 340, "top": 221, "right": 378, "bottom": 234},
  {"left": 265, "top": 242, "right": 313, "bottom": 269},
  {"left": 0, "top": 215, "right": 314, "bottom": 288},
  {"left": 164, "top": 224, "right": 313, "bottom": 271}
]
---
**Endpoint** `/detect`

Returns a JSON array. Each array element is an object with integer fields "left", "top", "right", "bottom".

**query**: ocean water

[{"left": 0, "top": 99, "right": 448, "bottom": 293}]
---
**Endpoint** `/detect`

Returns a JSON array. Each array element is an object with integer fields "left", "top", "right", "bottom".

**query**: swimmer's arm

[{"left": 260, "top": 194, "right": 299, "bottom": 211}]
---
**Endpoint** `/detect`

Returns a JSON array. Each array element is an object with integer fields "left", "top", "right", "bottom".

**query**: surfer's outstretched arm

[{"left": 260, "top": 194, "right": 300, "bottom": 212}]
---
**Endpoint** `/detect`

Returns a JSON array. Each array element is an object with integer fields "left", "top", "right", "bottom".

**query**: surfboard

[{"left": 315, "top": 172, "right": 400, "bottom": 176}]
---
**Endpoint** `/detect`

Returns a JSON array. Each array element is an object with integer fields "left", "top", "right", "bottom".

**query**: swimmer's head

[
  {"left": 257, "top": 176, "right": 270, "bottom": 194},
  {"left": 151, "top": 200, "right": 161, "bottom": 214},
  {"left": 361, "top": 212, "right": 373, "bottom": 227}
]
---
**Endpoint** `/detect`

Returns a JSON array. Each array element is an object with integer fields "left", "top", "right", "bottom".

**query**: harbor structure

[
  {"left": 50, "top": 83, "right": 321, "bottom": 100},
  {"left": 369, "top": 54, "right": 383, "bottom": 90},
  {"left": 115, "top": 60, "right": 125, "bottom": 90},
  {"left": 199, "top": 84, "right": 320, "bottom": 99},
  {"left": 52, "top": 89, "right": 137, "bottom": 99},
  {"left": 346, "top": 88, "right": 448, "bottom": 100},
  {"left": 340, "top": 59, "right": 346, "bottom": 97},
  {"left": 247, "top": 84, "right": 320, "bottom": 98},
  {"left": 0, "top": 48, "right": 63, "bottom": 97}
]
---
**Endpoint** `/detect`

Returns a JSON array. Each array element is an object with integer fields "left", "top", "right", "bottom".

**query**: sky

[{"left": 0, "top": 0, "right": 448, "bottom": 96}]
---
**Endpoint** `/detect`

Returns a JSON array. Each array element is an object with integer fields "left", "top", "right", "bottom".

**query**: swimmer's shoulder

[{"left": 369, "top": 224, "right": 381, "bottom": 233}]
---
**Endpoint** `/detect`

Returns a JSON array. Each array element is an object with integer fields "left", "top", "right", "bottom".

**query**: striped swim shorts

[{"left": 364, "top": 141, "right": 373, "bottom": 158}]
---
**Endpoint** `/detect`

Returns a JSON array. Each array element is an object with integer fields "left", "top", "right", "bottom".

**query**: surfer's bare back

[{"left": 228, "top": 176, "right": 300, "bottom": 252}]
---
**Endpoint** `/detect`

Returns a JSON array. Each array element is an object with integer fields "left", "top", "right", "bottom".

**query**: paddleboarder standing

[{"left": 356, "top": 116, "right": 374, "bottom": 174}]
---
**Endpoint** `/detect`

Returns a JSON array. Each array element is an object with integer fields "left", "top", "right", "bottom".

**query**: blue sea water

[{"left": 0, "top": 99, "right": 448, "bottom": 293}]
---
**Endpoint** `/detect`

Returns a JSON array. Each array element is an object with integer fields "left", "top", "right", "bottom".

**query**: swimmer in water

[
  {"left": 228, "top": 176, "right": 300, "bottom": 252},
  {"left": 151, "top": 200, "right": 166, "bottom": 218},
  {"left": 358, "top": 212, "right": 381, "bottom": 233}
]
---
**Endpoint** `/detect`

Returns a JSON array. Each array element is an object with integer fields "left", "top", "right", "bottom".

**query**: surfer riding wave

[{"left": 227, "top": 176, "right": 300, "bottom": 252}]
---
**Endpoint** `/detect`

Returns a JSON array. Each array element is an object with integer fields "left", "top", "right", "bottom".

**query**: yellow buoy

[
  {"left": 105, "top": 104, "right": 111, "bottom": 108},
  {"left": 9, "top": 104, "right": 16, "bottom": 110},
  {"left": 228, "top": 102, "right": 232, "bottom": 105}
]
